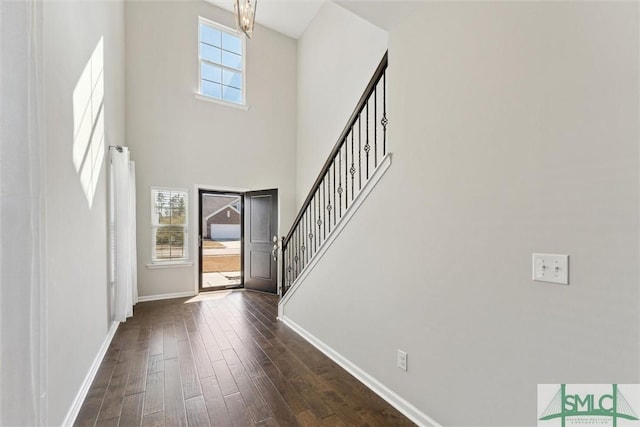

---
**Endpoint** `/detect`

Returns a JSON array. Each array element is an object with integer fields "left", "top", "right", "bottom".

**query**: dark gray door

[{"left": 243, "top": 189, "right": 278, "bottom": 293}]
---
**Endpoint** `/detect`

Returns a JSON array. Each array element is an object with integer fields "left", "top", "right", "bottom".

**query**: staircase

[{"left": 281, "top": 52, "right": 389, "bottom": 297}]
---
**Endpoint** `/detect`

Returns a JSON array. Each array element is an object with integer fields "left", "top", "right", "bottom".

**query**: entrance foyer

[{"left": 74, "top": 290, "right": 414, "bottom": 426}]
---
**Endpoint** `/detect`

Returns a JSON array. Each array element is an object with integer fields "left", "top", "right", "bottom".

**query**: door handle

[{"left": 271, "top": 235, "right": 278, "bottom": 262}]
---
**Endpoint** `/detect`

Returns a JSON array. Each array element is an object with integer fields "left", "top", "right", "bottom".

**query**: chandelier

[{"left": 235, "top": 0, "right": 257, "bottom": 39}]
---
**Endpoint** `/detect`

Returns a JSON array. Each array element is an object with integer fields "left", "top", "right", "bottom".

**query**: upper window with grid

[{"left": 199, "top": 18, "right": 245, "bottom": 105}]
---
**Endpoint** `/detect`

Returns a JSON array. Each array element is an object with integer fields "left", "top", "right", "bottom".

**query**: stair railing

[{"left": 282, "top": 52, "right": 388, "bottom": 295}]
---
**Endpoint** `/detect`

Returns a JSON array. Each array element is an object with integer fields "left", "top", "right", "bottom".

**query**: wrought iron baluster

[
  {"left": 305, "top": 212, "right": 308, "bottom": 267},
  {"left": 318, "top": 187, "right": 321, "bottom": 246},
  {"left": 374, "top": 85, "right": 378, "bottom": 167},
  {"left": 308, "top": 195, "right": 312, "bottom": 257},
  {"left": 382, "top": 70, "right": 387, "bottom": 156},
  {"left": 287, "top": 239, "right": 291, "bottom": 287},
  {"left": 293, "top": 226, "right": 297, "bottom": 281},
  {"left": 283, "top": 243, "right": 287, "bottom": 292},
  {"left": 308, "top": 206, "right": 312, "bottom": 260},
  {"left": 306, "top": 209, "right": 309, "bottom": 267},
  {"left": 365, "top": 101, "right": 370, "bottom": 179},
  {"left": 327, "top": 168, "right": 332, "bottom": 234},
  {"left": 298, "top": 223, "right": 301, "bottom": 277},
  {"left": 358, "top": 116, "right": 362, "bottom": 191},
  {"left": 300, "top": 211, "right": 305, "bottom": 268},
  {"left": 297, "top": 224, "right": 301, "bottom": 277},
  {"left": 288, "top": 233, "right": 292, "bottom": 283},
  {"left": 332, "top": 160, "right": 336, "bottom": 226},
  {"left": 314, "top": 192, "right": 318, "bottom": 253},
  {"left": 338, "top": 148, "right": 343, "bottom": 218},
  {"left": 298, "top": 215, "right": 301, "bottom": 271},
  {"left": 322, "top": 178, "right": 326, "bottom": 239},
  {"left": 304, "top": 209, "right": 309, "bottom": 265},
  {"left": 284, "top": 239, "right": 287, "bottom": 294},
  {"left": 344, "top": 142, "right": 349, "bottom": 209},
  {"left": 350, "top": 131, "right": 355, "bottom": 199},
  {"left": 298, "top": 212, "right": 306, "bottom": 271},
  {"left": 291, "top": 226, "right": 295, "bottom": 282},
  {"left": 298, "top": 223, "right": 302, "bottom": 279}
]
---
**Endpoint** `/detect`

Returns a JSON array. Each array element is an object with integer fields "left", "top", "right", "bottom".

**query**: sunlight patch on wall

[{"left": 73, "top": 37, "right": 105, "bottom": 208}]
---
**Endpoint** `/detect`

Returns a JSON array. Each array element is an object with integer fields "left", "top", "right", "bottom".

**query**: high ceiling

[
  {"left": 204, "top": 0, "right": 418, "bottom": 40},
  {"left": 205, "top": 0, "right": 325, "bottom": 39}
]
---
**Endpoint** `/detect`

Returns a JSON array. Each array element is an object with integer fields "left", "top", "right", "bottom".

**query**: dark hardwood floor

[{"left": 74, "top": 290, "right": 415, "bottom": 427}]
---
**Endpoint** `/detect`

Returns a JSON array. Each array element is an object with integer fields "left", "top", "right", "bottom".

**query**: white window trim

[
  {"left": 197, "top": 16, "right": 248, "bottom": 108},
  {"left": 150, "top": 186, "right": 189, "bottom": 264},
  {"left": 146, "top": 261, "right": 193, "bottom": 269},
  {"left": 194, "top": 93, "right": 250, "bottom": 110}
]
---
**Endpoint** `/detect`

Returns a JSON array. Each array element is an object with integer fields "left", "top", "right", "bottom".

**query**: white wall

[
  {"left": 126, "top": 1, "right": 297, "bottom": 298},
  {"left": 0, "top": 1, "right": 46, "bottom": 424},
  {"left": 283, "top": 2, "right": 639, "bottom": 426},
  {"left": 43, "top": 0, "right": 125, "bottom": 424},
  {"left": 296, "top": 1, "right": 388, "bottom": 206}
]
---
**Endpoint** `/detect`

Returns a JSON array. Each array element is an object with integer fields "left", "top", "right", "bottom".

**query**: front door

[
  {"left": 243, "top": 189, "right": 278, "bottom": 293},
  {"left": 199, "top": 190, "right": 243, "bottom": 291}
]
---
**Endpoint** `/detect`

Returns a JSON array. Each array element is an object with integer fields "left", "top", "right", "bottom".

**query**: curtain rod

[{"left": 108, "top": 145, "right": 124, "bottom": 153}]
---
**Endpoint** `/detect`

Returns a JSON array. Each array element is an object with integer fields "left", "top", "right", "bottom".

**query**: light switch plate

[{"left": 532, "top": 253, "right": 569, "bottom": 285}]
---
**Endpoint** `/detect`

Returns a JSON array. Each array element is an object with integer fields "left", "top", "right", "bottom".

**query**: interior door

[{"left": 243, "top": 189, "right": 278, "bottom": 293}]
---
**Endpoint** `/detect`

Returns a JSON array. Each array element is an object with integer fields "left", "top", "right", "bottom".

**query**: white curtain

[
  {"left": 110, "top": 147, "right": 137, "bottom": 322},
  {"left": 0, "top": 0, "right": 46, "bottom": 425}
]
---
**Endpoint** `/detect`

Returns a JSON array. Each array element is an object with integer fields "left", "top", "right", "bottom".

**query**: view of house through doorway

[{"left": 199, "top": 190, "right": 243, "bottom": 291}]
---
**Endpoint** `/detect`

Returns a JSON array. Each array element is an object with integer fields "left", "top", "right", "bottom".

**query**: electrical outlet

[{"left": 397, "top": 349, "right": 408, "bottom": 371}]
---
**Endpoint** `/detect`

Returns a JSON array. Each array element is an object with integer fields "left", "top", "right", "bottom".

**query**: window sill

[
  {"left": 194, "top": 93, "right": 250, "bottom": 111},
  {"left": 146, "top": 261, "right": 193, "bottom": 270}
]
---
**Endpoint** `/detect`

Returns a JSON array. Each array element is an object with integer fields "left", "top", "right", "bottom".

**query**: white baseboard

[
  {"left": 62, "top": 321, "right": 119, "bottom": 427},
  {"left": 280, "top": 315, "right": 441, "bottom": 427},
  {"left": 278, "top": 153, "right": 392, "bottom": 319},
  {"left": 137, "top": 291, "right": 196, "bottom": 302}
]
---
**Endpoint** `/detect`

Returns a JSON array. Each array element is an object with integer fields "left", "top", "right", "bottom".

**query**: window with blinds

[
  {"left": 151, "top": 188, "right": 188, "bottom": 262},
  {"left": 198, "top": 17, "right": 245, "bottom": 105}
]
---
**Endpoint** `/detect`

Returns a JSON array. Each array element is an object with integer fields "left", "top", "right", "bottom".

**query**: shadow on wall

[{"left": 72, "top": 36, "right": 105, "bottom": 209}]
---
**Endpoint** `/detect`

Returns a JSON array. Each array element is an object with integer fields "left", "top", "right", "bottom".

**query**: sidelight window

[{"left": 151, "top": 188, "right": 188, "bottom": 263}]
